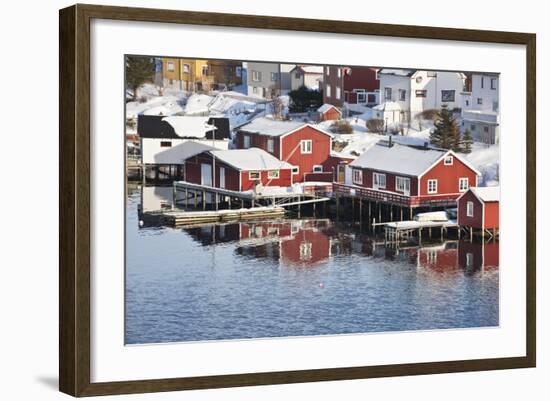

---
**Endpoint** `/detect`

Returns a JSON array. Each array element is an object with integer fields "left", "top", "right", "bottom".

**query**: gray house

[{"left": 246, "top": 62, "right": 283, "bottom": 99}]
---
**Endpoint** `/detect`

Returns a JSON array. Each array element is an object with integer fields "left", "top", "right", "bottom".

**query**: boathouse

[
  {"left": 339, "top": 139, "right": 480, "bottom": 209},
  {"left": 234, "top": 117, "right": 335, "bottom": 182},
  {"left": 457, "top": 186, "right": 500, "bottom": 234},
  {"left": 184, "top": 147, "right": 294, "bottom": 192}
]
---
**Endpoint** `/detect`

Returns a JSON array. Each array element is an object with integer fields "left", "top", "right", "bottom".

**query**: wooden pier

[{"left": 376, "top": 220, "right": 459, "bottom": 245}]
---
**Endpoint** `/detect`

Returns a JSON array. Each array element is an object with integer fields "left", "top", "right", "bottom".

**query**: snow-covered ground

[{"left": 465, "top": 143, "right": 500, "bottom": 186}]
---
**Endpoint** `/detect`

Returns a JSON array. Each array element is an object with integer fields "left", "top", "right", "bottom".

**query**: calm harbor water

[{"left": 125, "top": 186, "right": 499, "bottom": 345}]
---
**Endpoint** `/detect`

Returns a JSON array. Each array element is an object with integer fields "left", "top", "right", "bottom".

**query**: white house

[
  {"left": 378, "top": 69, "right": 466, "bottom": 121},
  {"left": 290, "top": 65, "right": 324, "bottom": 91},
  {"left": 461, "top": 73, "right": 500, "bottom": 144},
  {"left": 372, "top": 101, "right": 402, "bottom": 127}
]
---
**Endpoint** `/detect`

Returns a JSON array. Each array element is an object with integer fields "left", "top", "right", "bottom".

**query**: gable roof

[
  {"left": 373, "top": 101, "right": 401, "bottom": 112},
  {"left": 238, "top": 117, "right": 306, "bottom": 136},
  {"left": 349, "top": 142, "right": 448, "bottom": 176},
  {"left": 173, "top": 141, "right": 218, "bottom": 160},
  {"left": 317, "top": 103, "right": 341, "bottom": 114},
  {"left": 467, "top": 186, "right": 500, "bottom": 203},
  {"left": 210, "top": 148, "right": 293, "bottom": 171}
]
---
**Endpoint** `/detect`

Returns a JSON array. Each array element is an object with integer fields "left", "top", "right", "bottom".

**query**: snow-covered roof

[
  {"left": 171, "top": 141, "right": 217, "bottom": 160},
  {"left": 378, "top": 69, "right": 416, "bottom": 77},
  {"left": 349, "top": 142, "right": 447, "bottom": 176},
  {"left": 373, "top": 101, "right": 402, "bottom": 112},
  {"left": 162, "top": 116, "right": 217, "bottom": 138},
  {"left": 238, "top": 117, "right": 306, "bottom": 136},
  {"left": 470, "top": 186, "right": 500, "bottom": 202},
  {"left": 210, "top": 148, "right": 293, "bottom": 171},
  {"left": 184, "top": 93, "right": 214, "bottom": 115},
  {"left": 317, "top": 103, "right": 341, "bottom": 114},
  {"left": 298, "top": 65, "right": 324, "bottom": 74}
]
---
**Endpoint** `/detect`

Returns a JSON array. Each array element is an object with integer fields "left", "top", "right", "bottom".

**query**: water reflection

[{"left": 126, "top": 186, "right": 499, "bottom": 344}]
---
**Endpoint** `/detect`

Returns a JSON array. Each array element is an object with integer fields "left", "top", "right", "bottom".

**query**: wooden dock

[
  {"left": 376, "top": 220, "right": 459, "bottom": 245},
  {"left": 149, "top": 206, "right": 286, "bottom": 227}
]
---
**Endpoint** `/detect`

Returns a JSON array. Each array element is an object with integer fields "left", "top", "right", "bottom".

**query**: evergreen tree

[
  {"left": 126, "top": 56, "right": 155, "bottom": 101},
  {"left": 461, "top": 128, "right": 473, "bottom": 154},
  {"left": 288, "top": 85, "right": 323, "bottom": 112},
  {"left": 430, "top": 105, "right": 461, "bottom": 150}
]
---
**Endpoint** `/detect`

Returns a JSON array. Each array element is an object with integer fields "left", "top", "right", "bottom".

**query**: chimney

[{"left": 388, "top": 135, "right": 393, "bottom": 148}]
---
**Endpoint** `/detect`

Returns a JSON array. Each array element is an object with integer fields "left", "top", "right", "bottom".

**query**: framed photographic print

[{"left": 59, "top": 4, "right": 536, "bottom": 397}]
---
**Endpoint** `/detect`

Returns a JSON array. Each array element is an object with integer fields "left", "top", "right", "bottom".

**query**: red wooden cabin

[
  {"left": 458, "top": 240, "right": 499, "bottom": 271},
  {"left": 339, "top": 139, "right": 481, "bottom": 208},
  {"left": 317, "top": 104, "right": 342, "bottom": 121},
  {"left": 457, "top": 186, "right": 500, "bottom": 231},
  {"left": 184, "top": 147, "right": 293, "bottom": 192},
  {"left": 323, "top": 66, "right": 380, "bottom": 107},
  {"left": 234, "top": 117, "right": 335, "bottom": 183}
]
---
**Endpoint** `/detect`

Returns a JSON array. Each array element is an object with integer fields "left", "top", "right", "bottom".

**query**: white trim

[
  {"left": 312, "top": 165, "right": 323, "bottom": 173},
  {"left": 352, "top": 169, "right": 363, "bottom": 185},
  {"left": 300, "top": 139, "right": 313, "bottom": 154},
  {"left": 278, "top": 124, "right": 334, "bottom": 141},
  {"left": 291, "top": 166, "right": 300, "bottom": 175},
  {"left": 459, "top": 177, "right": 469, "bottom": 192},
  {"left": 248, "top": 171, "right": 261, "bottom": 180},
  {"left": 267, "top": 170, "right": 280, "bottom": 179},
  {"left": 417, "top": 150, "right": 482, "bottom": 179},
  {"left": 373, "top": 172, "right": 386, "bottom": 189},
  {"left": 427, "top": 179, "right": 438, "bottom": 194},
  {"left": 444, "top": 155, "right": 454, "bottom": 165},
  {"left": 466, "top": 201, "right": 474, "bottom": 217}
]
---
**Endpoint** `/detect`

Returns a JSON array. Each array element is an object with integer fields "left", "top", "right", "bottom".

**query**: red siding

[
  {"left": 419, "top": 156, "right": 477, "bottom": 199},
  {"left": 240, "top": 168, "right": 292, "bottom": 191},
  {"left": 352, "top": 167, "right": 419, "bottom": 196},
  {"left": 484, "top": 201, "right": 499, "bottom": 229},
  {"left": 458, "top": 240, "right": 499, "bottom": 270},
  {"left": 235, "top": 132, "right": 280, "bottom": 159},
  {"left": 457, "top": 191, "right": 484, "bottom": 229},
  {"left": 320, "top": 107, "right": 341, "bottom": 121},
  {"left": 281, "top": 126, "right": 332, "bottom": 183},
  {"left": 343, "top": 67, "right": 379, "bottom": 93}
]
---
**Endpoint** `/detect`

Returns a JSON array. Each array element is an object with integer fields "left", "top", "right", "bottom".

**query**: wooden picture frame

[{"left": 59, "top": 3, "right": 536, "bottom": 397}]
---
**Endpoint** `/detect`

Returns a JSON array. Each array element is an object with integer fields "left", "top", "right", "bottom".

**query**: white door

[
  {"left": 219, "top": 167, "right": 225, "bottom": 189},
  {"left": 402, "top": 178, "right": 410, "bottom": 196},
  {"left": 201, "top": 163, "right": 212, "bottom": 186}
]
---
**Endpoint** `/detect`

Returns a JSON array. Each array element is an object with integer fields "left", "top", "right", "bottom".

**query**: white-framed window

[
  {"left": 326, "top": 84, "right": 331, "bottom": 98},
  {"left": 267, "top": 170, "right": 279, "bottom": 179},
  {"left": 167, "top": 61, "right": 175, "bottom": 72},
  {"left": 491, "top": 78, "right": 497, "bottom": 90},
  {"left": 182, "top": 64, "right": 190, "bottom": 73},
  {"left": 300, "top": 140, "right": 312, "bottom": 154},
  {"left": 427, "top": 179, "right": 438, "bottom": 194},
  {"left": 271, "top": 72, "right": 278, "bottom": 81},
  {"left": 384, "top": 87, "right": 392, "bottom": 100},
  {"left": 325, "top": 66, "right": 330, "bottom": 76},
  {"left": 295, "top": 72, "right": 301, "bottom": 79},
  {"left": 352, "top": 169, "right": 363, "bottom": 185},
  {"left": 313, "top": 165, "right": 323, "bottom": 173},
  {"left": 299, "top": 242, "right": 312, "bottom": 261},
  {"left": 444, "top": 155, "right": 454, "bottom": 165},
  {"left": 466, "top": 252, "right": 474, "bottom": 268},
  {"left": 466, "top": 201, "right": 474, "bottom": 217},
  {"left": 336, "top": 86, "right": 341, "bottom": 99},
  {"left": 267, "top": 138, "right": 274, "bottom": 153},
  {"left": 459, "top": 177, "right": 469, "bottom": 192},
  {"left": 477, "top": 98, "right": 483, "bottom": 105},
  {"left": 416, "top": 90, "right": 427, "bottom": 98},
  {"left": 373, "top": 172, "right": 386, "bottom": 189},
  {"left": 398, "top": 89, "right": 406, "bottom": 101},
  {"left": 337, "top": 68, "right": 342, "bottom": 78},
  {"left": 481, "top": 76, "right": 485, "bottom": 88},
  {"left": 201, "top": 65, "right": 208, "bottom": 76},
  {"left": 291, "top": 166, "right": 299, "bottom": 175},
  {"left": 249, "top": 171, "right": 260, "bottom": 180},
  {"left": 395, "top": 176, "right": 410, "bottom": 193},
  {"left": 252, "top": 70, "right": 261, "bottom": 82},
  {"left": 243, "top": 135, "right": 251, "bottom": 149}
]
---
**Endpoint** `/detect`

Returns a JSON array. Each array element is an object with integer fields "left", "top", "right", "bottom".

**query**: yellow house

[{"left": 161, "top": 58, "right": 211, "bottom": 91}]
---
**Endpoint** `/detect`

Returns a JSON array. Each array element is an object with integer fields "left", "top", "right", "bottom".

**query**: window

[
  {"left": 249, "top": 171, "right": 260, "bottom": 180},
  {"left": 427, "top": 71, "right": 437, "bottom": 77},
  {"left": 267, "top": 138, "right": 274, "bottom": 153},
  {"left": 182, "top": 64, "right": 190, "bottom": 73},
  {"left": 267, "top": 170, "right": 279, "bottom": 179},
  {"left": 337, "top": 68, "right": 342, "bottom": 78},
  {"left": 427, "top": 179, "right": 438, "bottom": 194},
  {"left": 491, "top": 78, "right": 497, "bottom": 90},
  {"left": 325, "top": 66, "right": 330, "bottom": 76},
  {"left": 201, "top": 65, "right": 208, "bottom": 76},
  {"left": 291, "top": 166, "right": 299, "bottom": 175},
  {"left": 444, "top": 155, "right": 454, "bottom": 165},
  {"left": 295, "top": 72, "right": 301, "bottom": 79},
  {"left": 352, "top": 169, "right": 363, "bottom": 184},
  {"left": 270, "top": 72, "right": 278, "bottom": 81},
  {"left": 493, "top": 101, "right": 499, "bottom": 112},
  {"left": 466, "top": 252, "right": 474, "bottom": 268},
  {"left": 336, "top": 86, "right": 341, "bottom": 99},
  {"left": 441, "top": 90, "right": 455, "bottom": 102},
  {"left": 398, "top": 89, "right": 406, "bottom": 101},
  {"left": 313, "top": 165, "right": 323, "bottom": 173},
  {"left": 243, "top": 135, "right": 251, "bottom": 149},
  {"left": 466, "top": 201, "right": 474, "bottom": 217},
  {"left": 300, "top": 140, "right": 312, "bottom": 154},
  {"left": 373, "top": 172, "right": 386, "bottom": 189},
  {"left": 252, "top": 70, "right": 261, "bottom": 82},
  {"left": 326, "top": 84, "right": 331, "bottom": 98},
  {"left": 167, "top": 61, "right": 175, "bottom": 72},
  {"left": 470, "top": 124, "right": 476, "bottom": 131},
  {"left": 416, "top": 76, "right": 423, "bottom": 83},
  {"left": 416, "top": 90, "right": 427, "bottom": 98},
  {"left": 299, "top": 242, "right": 312, "bottom": 261},
  {"left": 160, "top": 141, "right": 172, "bottom": 147},
  {"left": 465, "top": 99, "right": 470, "bottom": 106},
  {"left": 483, "top": 126, "right": 489, "bottom": 133},
  {"left": 395, "top": 176, "right": 410, "bottom": 193},
  {"left": 384, "top": 87, "right": 392, "bottom": 100},
  {"left": 481, "top": 76, "right": 484, "bottom": 88},
  {"left": 459, "top": 177, "right": 469, "bottom": 192},
  {"left": 477, "top": 98, "right": 483, "bottom": 105},
  {"left": 235, "top": 67, "right": 242, "bottom": 77}
]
